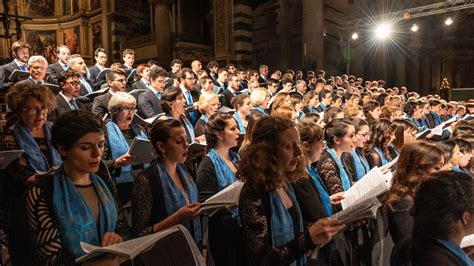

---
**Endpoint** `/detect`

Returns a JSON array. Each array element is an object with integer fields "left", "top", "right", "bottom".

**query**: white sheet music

[
  {"left": 461, "top": 234, "right": 474, "bottom": 248},
  {"left": 341, "top": 167, "right": 389, "bottom": 210}
]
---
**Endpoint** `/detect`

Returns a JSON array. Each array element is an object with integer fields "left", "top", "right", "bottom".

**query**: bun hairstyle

[
  {"left": 52, "top": 110, "right": 104, "bottom": 151},
  {"left": 324, "top": 118, "right": 354, "bottom": 148},
  {"left": 205, "top": 112, "right": 235, "bottom": 149},
  {"left": 160, "top": 86, "right": 182, "bottom": 113},
  {"left": 149, "top": 119, "right": 183, "bottom": 155}
]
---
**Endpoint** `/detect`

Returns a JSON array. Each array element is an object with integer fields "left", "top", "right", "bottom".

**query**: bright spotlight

[
  {"left": 351, "top": 32, "right": 359, "bottom": 40},
  {"left": 411, "top": 23, "right": 418, "bottom": 32},
  {"left": 375, "top": 23, "right": 391, "bottom": 39},
  {"left": 445, "top": 17, "right": 453, "bottom": 26}
]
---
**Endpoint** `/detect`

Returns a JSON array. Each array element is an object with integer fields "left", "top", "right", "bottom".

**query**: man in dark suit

[
  {"left": 68, "top": 54, "right": 94, "bottom": 96},
  {"left": 130, "top": 63, "right": 151, "bottom": 92},
  {"left": 207, "top": 61, "right": 219, "bottom": 85},
  {"left": 92, "top": 69, "right": 127, "bottom": 119},
  {"left": 258, "top": 64, "right": 269, "bottom": 86},
  {"left": 220, "top": 74, "right": 241, "bottom": 108},
  {"left": 16, "top": 56, "right": 48, "bottom": 86},
  {"left": 0, "top": 41, "right": 31, "bottom": 100},
  {"left": 215, "top": 68, "right": 228, "bottom": 94},
  {"left": 138, "top": 67, "right": 167, "bottom": 118},
  {"left": 46, "top": 45, "right": 70, "bottom": 85},
  {"left": 88, "top": 48, "right": 108, "bottom": 90},
  {"left": 49, "top": 70, "right": 86, "bottom": 122},
  {"left": 178, "top": 68, "right": 200, "bottom": 125}
]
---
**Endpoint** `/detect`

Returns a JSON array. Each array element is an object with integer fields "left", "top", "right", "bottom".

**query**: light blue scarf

[
  {"left": 13, "top": 120, "right": 62, "bottom": 172},
  {"left": 327, "top": 148, "right": 352, "bottom": 191},
  {"left": 270, "top": 185, "right": 305, "bottom": 266},
  {"left": 207, "top": 148, "right": 239, "bottom": 191},
  {"left": 157, "top": 162, "right": 202, "bottom": 244},
  {"left": 253, "top": 106, "right": 267, "bottom": 116},
  {"left": 181, "top": 115, "right": 196, "bottom": 143},
  {"left": 437, "top": 239, "right": 473, "bottom": 266},
  {"left": 53, "top": 168, "right": 117, "bottom": 258},
  {"left": 373, "top": 147, "right": 389, "bottom": 166},
  {"left": 106, "top": 121, "right": 148, "bottom": 184},
  {"left": 307, "top": 165, "right": 332, "bottom": 216},
  {"left": 200, "top": 114, "right": 209, "bottom": 123},
  {"left": 431, "top": 111, "right": 442, "bottom": 127},
  {"left": 233, "top": 112, "right": 246, "bottom": 134},
  {"left": 351, "top": 149, "right": 370, "bottom": 181}
]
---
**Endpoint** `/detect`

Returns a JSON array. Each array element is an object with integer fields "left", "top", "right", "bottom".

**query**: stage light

[
  {"left": 445, "top": 17, "right": 453, "bottom": 26},
  {"left": 411, "top": 24, "right": 418, "bottom": 32},
  {"left": 375, "top": 23, "right": 391, "bottom": 39},
  {"left": 351, "top": 32, "right": 359, "bottom": 40}
]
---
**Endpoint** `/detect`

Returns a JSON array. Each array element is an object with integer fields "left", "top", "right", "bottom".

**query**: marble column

[{"left": 151, "top": 0, "right": 172, "bottom": 66}]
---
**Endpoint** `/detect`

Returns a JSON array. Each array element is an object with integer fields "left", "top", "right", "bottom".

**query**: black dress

[
  {"left": 239, "top": 182, "right": 316, "bottom": 265},
  {"left": 196, "top": 156, "right": 244, "bottom": 266}
]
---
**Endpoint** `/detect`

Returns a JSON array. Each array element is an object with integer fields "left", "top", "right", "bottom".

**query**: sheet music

[
  {"left": 340, "top": 167, "right": 389, "bottom": 209},
  {"left": 461, "top": 234, "right": 474, "bottom": 248},
  {"left": 0, "top": 150, "right": 24, "bottom": 169}
]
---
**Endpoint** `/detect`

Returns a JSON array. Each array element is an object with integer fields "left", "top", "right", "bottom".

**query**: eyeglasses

[
  {"left": 66, "top": 81, "right": 81, "bottom": 87},
  {"left": 357, "top": 132, "right": 370, "bottom": 139},
  {"left": 118, "top": 108, "right": 137, "bottom": 113},
  {"left": 21, "top": 107, "right": 48, "bottom": 115}
]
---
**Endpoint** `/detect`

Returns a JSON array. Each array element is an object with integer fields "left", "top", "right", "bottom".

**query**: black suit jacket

[
  {"left": 46, "top": 62, "right": 66, "bottom": 85},
  {"left": 0, "top": 61, "right": 21, "bottom": 91},
  {"left": 258, "top": 75, "right": 267, "bottom": 86},
  {"left": 92, "top": 92, "right": 113, "bottom": 119},
  {"left": 220, "top": 88, "right": 235, "bottom": 109},
  {"left": 49, "top": 93, "right": 86, "bottom": 123},
  {"left": 131, "top": 80, "right": 147, "bottom": 91},
  {"left": 138, "top": 89, "right": 162, "bottom": 118},
  {"left": 88, "top": 65, "right": 103, "bottom": 90},
  {"left": 79, "top": 78, "right": 95, "bottom": 96}
]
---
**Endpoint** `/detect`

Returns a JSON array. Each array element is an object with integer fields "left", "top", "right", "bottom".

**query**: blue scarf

[
  {"left": 307, "top": 165, "right": 332, "bottom": 216},
  {"left": 181, "top": 115, "right": 196, "bottom": 143},
  {"left": 327, "top": 148, "right": 352, "bottom": 191},
  {"left": 270, "top": 186, "right": 305, "bottom": 266},
  {"left": 13, "top": 121, "right": 62, "bottom": 172},
  {"left": 420, "top": 117, "right": 430, "bottom": 129},
  {"left": 253, "top": 106, "right": 267, "bottom": 115},
  {"left": 53, "top": 168, "right": 117, "bottom": 258},
  {"left": 207, "top": 148, "right": 239, "bottom": 191},
  {"left": 437, "top": 239, "right": 473, "bottom": 266},
  {"left": 200, "top": 114, "right": 209, "bottom": 123},
  {"left": 157, "top": 162, "right": 202, "bottom": 244},
  {"left": 233, "top": 112, "right": 246, "bottom": 134},
  {"left": 106, "top": 121, "right": 148, "bottom": 184},
  {"left": 317, "top": 102, "right": 327, "bottom": 112},
  {"left": 431, "top": 111, "right": 442, "bottom": 127},
  {"left": 351, "top": 149, "right": 370, "bottom": 181},
  {"left": 373, "top": 147, "right": 389, "bottom": 166}
]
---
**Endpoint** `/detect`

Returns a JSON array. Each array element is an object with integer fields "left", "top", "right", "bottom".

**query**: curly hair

[
  {"left": 6, "top": 84, "right": 56, "bottom": 113},
  {"left": 384, "top": 141, "right": 444, "bottom": 211},
  {"left": 238, "top": 116, "right": 306, "bottom": 193},
  {"left": 365, "top": 119, "right": 394, "bottom": 159},
  {"left": 205, "top": 112, "right": 235, "bottom": 149}
]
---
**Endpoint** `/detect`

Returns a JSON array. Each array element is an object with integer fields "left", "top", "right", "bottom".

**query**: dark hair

[
  {"left": 207, "top": 61, "right": 219, "bottom": 70},
  {"left": 11, "top": 41, "right": 31, "bottom": 56},
  {"left": 160, "top": 86, "right": 182, "bottom": 113},
  {"left": 366, "top": 119, "right": 394, "bottom": 158},
  {"left": 94, "top": 47, "right": 106, "bottom": 57},
  {"left": 350, "top": 117, "right": 369, "bottom": 132},
  {"left": 149, "top": 119, "right": 183, "bottom": 155},
  {"left": 205, "top": 112, "right": 235, "bottom": 149},
  {"left": 322, "top": 107, "right": 343, "bottom": 125},
  {"left": 319, "top": 89, "right": 332, "bottom": 102},
  {"left": 298, "top": 122, "right": 324, "bottom": 145},
  {"left": 299, "top": 113, "right": 320, "bottom": 125},
  {"left": 411, "top": 171, "right": 473, "bottom": 253},
  {"left": 149, "top": 66, "right": 168, "bottom": 80},
  {"left": 391, "top": 119, "right": 417, "bottom": 150},
  {"left": 171, "top": 59, "right": 183, "bottom": 66},
  {"left": 58, "top": 69, "right": 81, "bottom": 87},
  {"left": 438, "top": 140, "right": 458, "bottom": 164},
  {"left": 429, "top": 99, "right": 442, "bottom": 107},
  {"left": 403, "top": 101, "right": 419, "bottom": 116},
  {"left": 177, "top": 68, "right": 194, "bottom": 81},
  {"left": 51, "top": 110, "right": 104, "bottom": 150},
  {"left": 324, "top": 118, "right": 354, "bottom": 148},
  {"left": 106, "top": 69, "right": 126, "bottom": 82},
  {"left": 454, "top": 139, "right": 472, "bottom": 154},
  {"left": 6, "top": 84, "right": 56, "bottom": 113}
]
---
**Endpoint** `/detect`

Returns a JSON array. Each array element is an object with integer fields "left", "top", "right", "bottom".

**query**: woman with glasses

[
  {"left": 1, "top": 84, "right": 62, "bottom": 265},
  {"left": 391, "top": 171, "right": 474, "bottom": 265},
  {"left": 342, "top": 118, "right": 371, "bottom": 182},
  {"left": 250, "top": 87, "right": 270, "bottom": 116},
  {"left": 366, "top": 119, "right": 395, "bottom": 168},
  {"left": 384, "top": 141, "right": 445, "bottom": 245},
  {"left": 102, "top": 92, "right": 148, "bottom": 206},
  {"left": 194, "top": 91, "right": 219, "bottom": 137}
]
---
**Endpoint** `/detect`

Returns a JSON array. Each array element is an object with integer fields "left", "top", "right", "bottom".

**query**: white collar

[{"left": 59, "top": 91, "right": 74, "bottom": 102}]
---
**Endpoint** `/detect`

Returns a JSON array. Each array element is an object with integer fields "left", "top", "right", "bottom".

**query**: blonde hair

[
  {"left": 250, "top": 88, "right": 268, "bottom": 107},
  {"left": 108, "top": 92, "right": 136, "bottom": 116},
  {"left": 198, "top": 91, "right": 218, "bottom": 114}
]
